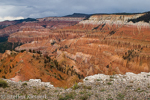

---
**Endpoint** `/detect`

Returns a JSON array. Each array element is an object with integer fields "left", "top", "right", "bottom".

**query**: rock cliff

[{"left": 0, "top": 13, "right": 150, "bottom": 88}]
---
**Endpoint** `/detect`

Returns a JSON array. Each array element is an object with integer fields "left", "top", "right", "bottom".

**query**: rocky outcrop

[{"left": 79, "top": 14, "right": 146, "bottom": 25}]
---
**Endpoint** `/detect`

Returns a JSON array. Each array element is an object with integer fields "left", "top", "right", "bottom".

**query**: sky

[{"left": 0, "top": 0, "right": 150, "bottom": 21}]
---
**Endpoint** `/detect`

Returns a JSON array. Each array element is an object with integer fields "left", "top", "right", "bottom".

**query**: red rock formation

[
  {"left": 0, "top": 50, "right": 82, "bottom": 88},
  {"left": 0, "top": 17, "right": 83, "bottom": 38},
  {"left": 7, "top": 20, "right": 82, "bottom": 43},
  {"left": 1, "top": 14, "right": 150, "bottom": 87}
]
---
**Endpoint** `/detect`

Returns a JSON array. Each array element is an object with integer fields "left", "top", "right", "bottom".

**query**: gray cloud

[{"left": 0, "top": 0, "right": 150, "bottom": 21}]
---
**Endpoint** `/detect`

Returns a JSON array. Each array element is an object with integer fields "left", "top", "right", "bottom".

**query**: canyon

[{"left": 0, "top": 12, "right": 150, "bottom": 88}]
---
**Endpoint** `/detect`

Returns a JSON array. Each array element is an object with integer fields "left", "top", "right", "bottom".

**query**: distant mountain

[
  {"left": 14, "top": 18, "right": 37, "bottom": 24},
  {"left": 64, "top": 13, "right": 91, "bottom": 18},
  {"left": 0, "top": 18, "right": 37, "bottom": 29}
]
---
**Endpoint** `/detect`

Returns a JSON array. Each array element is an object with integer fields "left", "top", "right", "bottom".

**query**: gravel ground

[{"left": 0, "top": 72, "right": 150, "bottom": 100}]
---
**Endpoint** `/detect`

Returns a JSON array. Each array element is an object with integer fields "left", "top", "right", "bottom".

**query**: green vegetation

[
  {"left": 85, "top": 78, "right": 88, "bottom": 80},
  {"left": 21, "top": 49, "right": 26, "bottom": 52},
  {"left": 79, "top": 90, "right": 87, "bottom": 94},
  {"left": 128, "top": 11, "right": 150, "bottom": 23},
  {"left": 100, "top": 89, "right": 106, "bottom": 92},
  {"left": 82, "top": 85, "right": 92, "bottom": 90},
  {"left": 0, "top": 38, "right": 22, "bottom": 53},
  {"left": 0, "top": 79, "right": 8, "bottom": 88},
  {"left": 2, "top": 76, "right": 6, "bottom": 79},
  {"left": 15, "top": 18, "right": 37, "bottom": 23},
  {"left": 80, "top": 94, "right": 88, "bottom": 100},
  {"left": 72, "top": 82, "right": 79, "bottom": 90},
  {"left": 96, "top": 79, "right": 101, "bottom": 81},
  {"left": 122, "top": 49, "right": 138, "bottom": 61},
  {"left": 107, "top": 98, "right": 113, "bottom": 100},
  {"left": 110, "top": 76, "right": 114, "bottom": 78},
  {"left": 107, "top": 82, "right": 112, "bottom": 85},
  {"left": 116, "top": 93, "right": 125, "bottom": 100},
  {"left": 0, "top": 36, "right": 8, "bottom": 42},
  {"left": 22, "top": 83, "right": 27, "bottom": 86},
  {"left": 58, "top": 92, "right": 76, "bottom": 100}
]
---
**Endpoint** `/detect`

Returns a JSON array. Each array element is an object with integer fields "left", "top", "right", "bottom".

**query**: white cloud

[
  {"left": 0, "top": 16, "right": 24, "bottom": 21},
  {"left": 0, "top": 0, "right": 150, "bottom": 20}
]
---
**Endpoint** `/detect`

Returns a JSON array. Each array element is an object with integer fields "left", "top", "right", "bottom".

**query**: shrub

[
  {"left": 110, "top": 76, "right": 114, "bottom": 78},
  {"left": 33, "top": 50, "right": 36, "bottom": 53},
  {"left": 54, "top": 90, "right": 58, "bottom": 92},
  {"left": 72, "top": 82, "right": 79, "bottom": 90},
  {"left": 51, "top": 41, "right": 56, "bottom": 45},
  {"left": 0, "top": 79, "right": 8, "bottom": 88},
  {"left": 58, "top": 92, "right": 76, "bottom": 100},
  {"left": 100, "top": 89, "right": 105, "bottom": 92},
  {"left": 22, "top": 83, "right": 27, "bottom": 86},
  {"left": 64, "top": 45, "right": 68, "bottom": 48},
  {"left": 83, "top": 85, "right": 92, "bottom": 90},
  {"left": 85, "top": 78, "right": 88, "bottom": 80},
  {"left": 21, "top": 49, "right": 26, "bottom": 52},
  {"left": 29, "top": 49, "right": 32, "bottom": 52},
  {"left": 54, "top": 60, "right": 58, "bottom": 67},
  {"left": 4, "top": 71, "right": 7, "bottom": 74},
  {"left": 107, "top": 82, "right": 112, "bottom": 85},
  {"left": 2, "top": 76, "right": 6, "bottom": 79},
  {"left": 32, "top": 54, "right": 35, "bottom": 58},
  {"left": 58, "top": 74, "right": 64, "bottom": 80},
  {"left": 80, "top": 94, "right": 88, "bottom": 100},
  {"left": 79, "top": 90, "right": 87, "bottom": 94},
  {"left": 37, "top": 51, "right": 42, "bottom": 54},
  {"left": 116, "top": 93, "right": 125, "bottom": 100},
  {"left": 41, "top": 87, "right": 45, "bottom": 91},
  {"left": 96, "top": 79, "right": 101, "bottom": 81}
]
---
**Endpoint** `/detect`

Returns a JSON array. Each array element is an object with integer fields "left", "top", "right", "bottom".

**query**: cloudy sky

[{"left": 0, "top": 0, "right": 150, "bottom": 21}]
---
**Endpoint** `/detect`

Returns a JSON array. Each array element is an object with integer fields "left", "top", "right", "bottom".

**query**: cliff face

[
  {"left": 88, "top": 14, "right": 144, "bottom": 22},
  {"left": 79, "top": 13, "right": 150, "bottom": 27}
]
